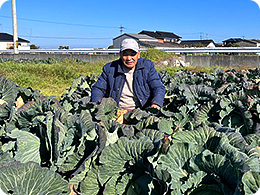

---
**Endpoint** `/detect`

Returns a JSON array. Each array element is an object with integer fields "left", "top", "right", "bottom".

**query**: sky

[{"left": 0, "top": 0, "right": 260, "bottom": 49}]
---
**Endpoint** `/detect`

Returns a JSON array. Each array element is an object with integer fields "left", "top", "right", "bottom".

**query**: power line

[
  {"left": 177, "top": 32, "right": 201, "bottom": 35},
  {"left": 0, "top": 15, "right": 120, "bottom": 29},
  {"left": 207, "top": 33, "right": 232, "bottom": 38},
  {"left": 21, "top": 35, "right": 113, "bottom": 40},
  {"left": 0, "top": 15, "right": 139, "bottom": 33}
]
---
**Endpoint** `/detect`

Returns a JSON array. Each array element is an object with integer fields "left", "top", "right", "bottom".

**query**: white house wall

[
  {"left": 20, "top": 42, "right": 28, "bottom": 46},
  {"left": 0, "top": 41, "right": 29, "bottom": 50},
  {"left": 18, "top": 45, "right": 30, "bottom": 50},
  {"left": 0, "top": 42, "right": 12, "bottom": 50},
  {"left": 207, "top": 42, "right": 216, "bottom": 48},
  {"left": 139, "top": 38, "right": 158, "bottom": 42},
  {"left": 0, "top": 42, "right": 6, "bottom": 50}
]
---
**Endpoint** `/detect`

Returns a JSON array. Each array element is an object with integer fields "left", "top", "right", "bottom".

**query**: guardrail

[
  {"left": 160, "top": 47, "right": 260, "bottom": 53},
  {"left": 0, "top": 49, "right": 120, "bottom": 54},
  {"left": 1, "top": 47, "right": 260, "bottom": 54}
]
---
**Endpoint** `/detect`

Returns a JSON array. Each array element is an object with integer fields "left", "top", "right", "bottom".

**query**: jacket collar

[
  {"left": 136, "top": 58, "right": 145, "bottom": 70},
  {"left": 118, "top": 59, "right": 125, "bottom": 74}
]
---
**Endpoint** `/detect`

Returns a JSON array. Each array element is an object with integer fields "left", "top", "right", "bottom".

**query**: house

[
  {"left": 139, "top": 30, "right": 182, "bottom": 43},
  {"left": 222, "top": 38, "right": 260, "bottom": 47},
  {"left": 180, "top": 39, "right": 216, "bottom": 48},
  {"left": 113, "top": 30, "right": 183, "bottom": 49},
  {"left": 113, "top": 33, "right": 158, "bottom": 49},
  {"left": 250, "top": 39, "right": 260, "bottom": 47},
  {"left": 0, "top": 32, "right": 30, "bottom": 50}
]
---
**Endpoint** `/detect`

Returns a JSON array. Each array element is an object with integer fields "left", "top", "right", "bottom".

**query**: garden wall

[
  {"left": 183, "top": 55, "right": 260, "bottom": 68},
  {"left": 0, "top": 53, "right": 119, "bottom": 62},
  {"left": 1, "top": 53, "right": 260, "bottom": 68}
]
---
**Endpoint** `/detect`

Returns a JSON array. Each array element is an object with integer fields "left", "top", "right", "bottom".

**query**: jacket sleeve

[
  {"left": 91, "top": 66, "right": 108, "bottom": 103},
  {"left": 147, "top": 62, "right": 165, "bottom": 108}
]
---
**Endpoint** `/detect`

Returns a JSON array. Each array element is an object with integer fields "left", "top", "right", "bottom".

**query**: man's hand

[{"left": 151, "top": 104, "right": 161, "bottom": 110}]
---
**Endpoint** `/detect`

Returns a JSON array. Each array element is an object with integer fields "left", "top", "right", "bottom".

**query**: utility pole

[
  {"left": 120, "top": 26, "right": 124, "bottom": 34},
  {"left": 200, "top": 32, "right": 203, "bottom": 40},
  {"left": 12, "top": 0, "right": 19, "bottom": 54}
]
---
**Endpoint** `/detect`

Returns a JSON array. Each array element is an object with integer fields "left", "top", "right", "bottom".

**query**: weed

[{"left": 0, "top": 50, "right": 248, "bottom": 98}]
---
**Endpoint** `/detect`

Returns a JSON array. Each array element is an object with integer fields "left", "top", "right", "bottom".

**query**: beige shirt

[{"left": 119, "top": 66, "right": 141, "bottom": 110}]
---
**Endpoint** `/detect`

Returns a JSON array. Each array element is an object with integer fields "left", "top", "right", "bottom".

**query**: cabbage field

[{"left": 0, "top": 67, "right": 260, "bottom": 194}]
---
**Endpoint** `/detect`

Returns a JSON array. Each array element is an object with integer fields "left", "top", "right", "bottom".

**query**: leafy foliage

[
  {"left": 0, "top": 68, "right": 260, "bottom": 194},
  {"left": 0, "top": 161, "right": 69, "bottom": 194}
]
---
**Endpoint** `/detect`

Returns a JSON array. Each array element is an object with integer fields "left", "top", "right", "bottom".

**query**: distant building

[
  {"left": 0, "top": 32, "right": 30, "bottom": 50},
  {"left": 113, "top": 33, "right": 158, "bottom": 49},
  {"left": 222, "top": 38, "right": 260, "bottom": 47},
  {"left": 139, "top": 30, "right": 182, "bottom": 43},
  {"left": 180, "top": 39, "right": 216, "bottom": 48},
  {"left": 250, "top": 39, "right": 260, "bottom": 47},
  {"left": 113, "top": 30, "right": 183, "bottom": 49}
]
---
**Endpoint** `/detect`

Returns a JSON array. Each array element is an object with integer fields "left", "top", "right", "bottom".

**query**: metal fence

[{"left": 1, "top": 47, "right": 260, "bottom": 54}]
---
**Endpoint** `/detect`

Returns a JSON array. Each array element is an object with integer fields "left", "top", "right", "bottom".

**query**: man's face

[{"left": 120, "top": 49, "right": 140, "bottom": 69}]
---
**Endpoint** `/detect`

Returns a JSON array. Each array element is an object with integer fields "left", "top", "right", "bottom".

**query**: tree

[
  {"left": 194, "top": 43, "right": 205, "bottom": 47},
  {"left": 59, "top": 46, "right": 69, "bottom": 49},
  {"left": 108, "top": 45, "right": 114, "bottom": 49},
  {"left": 30, "top": 44, "right": 40, "bottom": 49},
  {"left": 226, "top": 42, "right": 240, "bottom": 47}
]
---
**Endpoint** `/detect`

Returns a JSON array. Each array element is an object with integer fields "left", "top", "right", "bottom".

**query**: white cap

[{"left": 120, "top": 38, "right": 139, "bottom": 52}]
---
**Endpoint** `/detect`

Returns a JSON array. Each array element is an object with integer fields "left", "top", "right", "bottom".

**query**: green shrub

[{"left": 140, "top": 48, "right": 177, "bottom": 62}]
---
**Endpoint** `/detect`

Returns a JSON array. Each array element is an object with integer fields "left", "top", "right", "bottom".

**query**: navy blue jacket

[{"left": 91, "top": 58, "right": 165, "bottom": 108}]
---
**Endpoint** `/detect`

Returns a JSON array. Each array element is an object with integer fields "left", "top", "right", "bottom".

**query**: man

[{"left": 91, "top": 38, "right": 165, "bottom": 110}]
